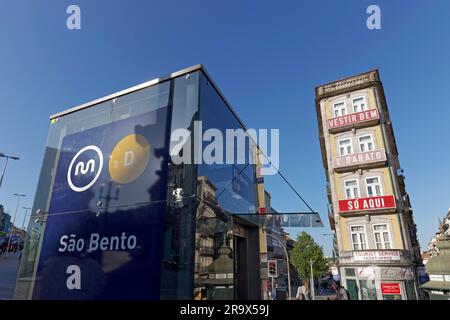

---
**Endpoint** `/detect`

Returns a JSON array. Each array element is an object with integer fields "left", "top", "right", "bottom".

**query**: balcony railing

[{"left": 334, "top": 148, "right": 387, "bottom": 172}]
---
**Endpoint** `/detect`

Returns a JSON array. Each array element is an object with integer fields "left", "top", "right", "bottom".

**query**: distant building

[
  {"left": 421, "top": 252, "right": 431, "bottom": 265},
  {"left": 0, "top": 205, "right": 11, "bottom": 235},
  {"left": 421, "top": 209, "right": 450, "bottom": 300},
  {"left": 9, "top": 224, "right": 26, "bottom": 240}
]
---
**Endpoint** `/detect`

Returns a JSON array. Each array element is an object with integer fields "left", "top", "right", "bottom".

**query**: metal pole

[
  {"left": 0, "top": 156, "right": 9, "bottom": 190},
  {"left": 271, "top": 277, "right": 274, "bottom": 300},
  {"left": 310, "top": 259, "right": 315, "bottom": 300},
  {"left": 266, "top": 233, "right": 291, "bottom": 300},
  {"left": 0, "top": 154, "right": 19, "bottom": 191},
  {"left": 21, "top": 207, "right": 31, "bottom": 230},
  {"left": 6, "top": 194, "right": 25, "bottom": 252}
]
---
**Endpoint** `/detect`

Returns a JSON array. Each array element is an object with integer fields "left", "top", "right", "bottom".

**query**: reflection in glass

[
  {"left": 15, "top": 80, "right": 171, "bottom": 299},
  {"left": 194, "top": 176, "right": 233, "bottom": 300}
]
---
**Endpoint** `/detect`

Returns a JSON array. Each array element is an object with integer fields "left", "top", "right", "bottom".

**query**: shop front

[{"left": 339, "top": 250, "right": 418, "bottom": 300}]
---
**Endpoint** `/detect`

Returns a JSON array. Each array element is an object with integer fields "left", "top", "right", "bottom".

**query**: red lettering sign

[
  {"left": 328, "top": 109, "right": 379, "bottom": 130},
  {"left": 338, "top": 195, "right": 396, "bottom": 212},
  {"left": 381, "top": 283, "right": 401, "bottom": 295},
  {"left": 334, "top": 149, "right": 387, "bottom": 168}
]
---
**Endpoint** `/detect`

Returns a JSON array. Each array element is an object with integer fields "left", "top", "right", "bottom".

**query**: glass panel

[
  {"left": 345, "top": 268, "right": 356, "bottom": 277},
  {"left": 160, "top": 72, "right": 200, "bottom": 299},
  {"left": 360, "top": 235, "right": 367, "bottom": 250},
  {"left": 16, "top": 81, "right": 172, "bottom": 299},
  {"left": 353, "top": 97, "right": 366, "bottom": 113},
  {"left": 197, "top": 72, "right": 257, "bottom": 215},
  {"left": 345, "top": 180, "right": 359, "bottom": 199},
  {"left": 333, "top": 102, "right": 346, "bottom": 117},
  {"left": 194, "top": 216, "right": 233, "bottom": 300},
  {"left": 194, "top": 72, "right": 259, "bottom": 300},
  {"left": 351, "top": 234, "right": 359, "bottom": 250},
  {"left": 339, "top": 139, "right": 352, "bottom": 155},
  {"left": 32, "top": 203, "right": 167, "bottom": 299},
  {"left": 405, "top": 280, "right": 417, "bottom": 300},
  {"left": 367, "top": 178, "right": 381, "bottom": 197},
  {"left": 346, "top": 279, "right": 359, "bottom": 300},
  {"left": 375, "top": 233, "right": 381, "bottom": 243},
  {"left": 367, "top": 178, "right": 377, "bottom": 184},
  {"left": 368, "top": 186, "right": 373, "bottom": 197},
  {"left": 359, "top": 135, "right": 373, "bottom": 152},
  {"left": 360, "top": 280, "right": 377, "bottom": 300},
  {"left": 375, "top": 186, "right": 381, "bottom": 196}
]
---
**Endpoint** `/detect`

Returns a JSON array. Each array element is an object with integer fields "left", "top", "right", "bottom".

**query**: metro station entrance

[{"left": 233, "top": 216, "right": 260, "bottom": 300}]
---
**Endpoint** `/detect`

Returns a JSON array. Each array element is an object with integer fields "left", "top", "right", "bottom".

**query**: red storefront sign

[
  {"left": 334, "top": 149, "right": 387, "bottom": 169},
  {"left": 381, "top": 283, "right": 401, "bottom": 295},
  {"left": 328, "top": 109, "right": 379, "bottom": 130},
  {"left": 338, "top": 195, "right": 396, "bottom": 212}
]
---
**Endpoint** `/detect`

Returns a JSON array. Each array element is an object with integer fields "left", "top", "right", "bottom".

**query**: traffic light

[{"left": 268, "top": 259, "right": 277, "bottom": 278}]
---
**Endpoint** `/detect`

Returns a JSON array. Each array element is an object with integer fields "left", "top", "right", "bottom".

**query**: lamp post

[
  {"left": 21, "top": 206, "right": 31, "bottom": 230},
  {"left": 6, "top": 193, "right": 26, "bottom": 252},
  {"left": 265, "top": 232, "right": 291, "bottom": 300},
  {"left": 310, "top": 259, "right": 315, "bottom": 300},
  {"left": 0, "top": 153, "right": 20, "bottom": 191}
]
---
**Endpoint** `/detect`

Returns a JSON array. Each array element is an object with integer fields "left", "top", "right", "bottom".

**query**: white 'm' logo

[{"left": 67, "top": 145, "right": 103, "bottom": 192}]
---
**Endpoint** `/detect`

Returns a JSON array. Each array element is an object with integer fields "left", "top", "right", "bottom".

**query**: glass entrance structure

[{"left": 14, "top": 65, "right": 265, "bottom": 300}]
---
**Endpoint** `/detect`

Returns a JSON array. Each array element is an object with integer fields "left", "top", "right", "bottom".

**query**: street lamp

[
  {"left": 0, "top": 153, "right": 20, "bottom": 191},
  {"left": 265, "top": 232, "right": 292, "bottom": 300},
  {"left": 6, "top": 193, "right": 26, "bottom": 252},
  {"left": 21, "top": 206, "right": 32, "bottom": 230},
  {"left": 310, "top": 259, "right": 315, "bottom": 300}
]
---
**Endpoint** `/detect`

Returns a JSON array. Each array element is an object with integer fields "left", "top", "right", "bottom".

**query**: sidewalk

[{"left": 0, "top": 251, "right": 21, "bottom": 300}]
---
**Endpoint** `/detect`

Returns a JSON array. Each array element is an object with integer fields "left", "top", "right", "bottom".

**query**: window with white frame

[
  {"left": 333, "top": 101, "right": 346, "bottom": 117},
  {"left": 344, "top": 180, "right": 359, "bottom": 199},
  {"left": 366, "top": 177, "right": 383, "bottom": 197},
  {"left": 359, "top": 135, "right": 374, "bottom": 152},
  {"left": 350, "top": 225, "right": 368, "bottom": 250},
  {"left": 373, "top": 224, "right": 392, "bottom": 249},
  {"left": 352, "top": 96, "right": 367, "bottom": 113},
  {"left": 339, "top": 138, "right": 353, "bottom": 156}
]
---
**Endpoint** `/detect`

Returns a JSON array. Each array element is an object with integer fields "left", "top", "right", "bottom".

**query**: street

[{"left": 0, "top": 251, "right": 20, "bottom": 300}]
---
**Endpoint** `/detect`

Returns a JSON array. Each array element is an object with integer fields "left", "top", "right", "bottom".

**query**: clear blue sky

[{"left": 1, "top": 1, "right": 449, "bottom": 256}]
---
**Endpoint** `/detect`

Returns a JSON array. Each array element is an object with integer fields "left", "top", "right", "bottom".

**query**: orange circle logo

[{"left": 108, "top": 134, "right": 150, "bottom": 184}]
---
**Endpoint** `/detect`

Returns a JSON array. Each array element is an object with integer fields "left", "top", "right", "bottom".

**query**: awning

[{"left": 420, "top": 280, "right": 450, "bottom": 291}]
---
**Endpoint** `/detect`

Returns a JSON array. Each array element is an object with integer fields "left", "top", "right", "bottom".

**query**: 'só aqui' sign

[{"left": 338, "top": 195, "right": 396, "bottom": 213}]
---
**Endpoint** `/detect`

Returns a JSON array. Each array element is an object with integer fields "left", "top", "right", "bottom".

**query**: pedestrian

[
  {"left": 331, "top": 280, "right": 350, "bottom": 300},
  {"left": 296, "top": 280, "right": 311, "bottom": 300},
  {"left": 271, "top": 286, "right": 277, "bottom": 300}
]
